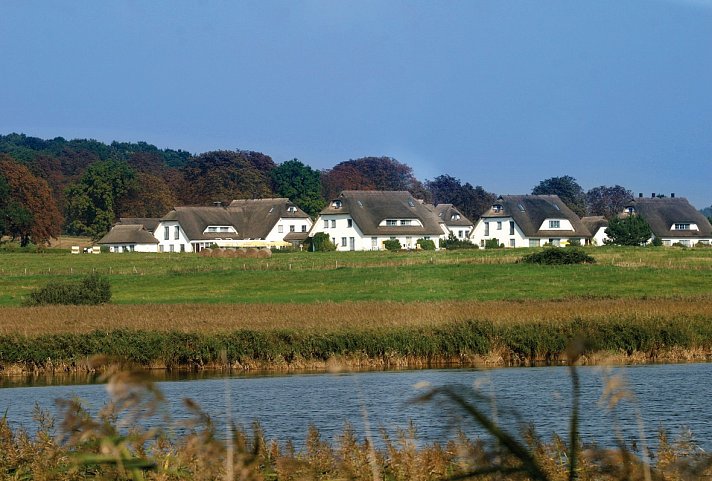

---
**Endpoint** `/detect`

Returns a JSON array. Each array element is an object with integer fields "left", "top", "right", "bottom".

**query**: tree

[
  {"left": 180, "top": 150, "right": 275, "bottom": 205},
  {"left": 0, "top": 155, "right": 62, "bottom": 246},
  {"left": 532, "top": 175, "right": 586, "bottom": 217},
  {"left": 604, "top": 215, "right": 652, "bottom": 246},
  {"left": 118, "top": 172, "right": 177, "bottom": 218},
  {"left": 426, "top": 174, "right": 496, "bottom": 221},
  {"left": 586, "top": 185, "right": 633, "bottom": 219},
  {"left": 321, "top": 157, "right": 427, "bottom": 200},
  {"left": 271, "top": 159, "right": 326, "bottom": 217},
  {"left": 64, "top": 160, "right": 136, "bottom": 239}
]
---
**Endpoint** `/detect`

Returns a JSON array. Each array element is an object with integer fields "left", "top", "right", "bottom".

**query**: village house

[
  {"left": 471, "top": 195, "right": 591, "bottom": 248},
  {"left": 581, "top": 216, "right": 609, "bottom": 246},
  {"left": 431, "top": 204, "right": 474, "bottom": 240},
  {"left": 622, "top": 194, "right": 712, "bottom": 246},
  {"left": 99, "top": 198, "right": 312, "bottom": 253},
  {"left": 96, "top": 221, "right": 160, "bottom": 253},
  {"left": 309, "top": 190, "right": 445, "bottom": 251}
]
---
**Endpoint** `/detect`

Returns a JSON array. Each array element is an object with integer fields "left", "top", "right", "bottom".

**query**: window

[
  {"left": 324, "top": 220, "right": 329, "bottom": 229},
  {"left": 509, "top": 221, "right": 515, "bottom": 235},
  {"left": 406, "top": 236, "right": 412, "bottom": 247},
  {"left": 159, "top": 245, "right": 164, "bottom": 253},
  {"left": 278, "top": 225, "right": 284, "bottom": 233},
  {"left": 497, "top": 221, "right": 502, "bottom": 230},
  {"left": 302, "top": 225, "right": 307, "bottom": 232},
  {"left": 679, "top": 239, "right": 691, "bottom": 247},
  {"left": 169, "top": 245, "right": 174, "bottom": 252},
  {"left": 372, "top": 237, "right": 378, "bottom": 250},
  {"left": 180, "top": 244, "right": 185, "bottom": 253},
  {"left": 288, "top": 225, "right": 294, "bottom": 232},
  {"left": 331, "top": 220, "right": 336, "bottom": 228},
  {"left": 164, "top": 226, "right": 169, "bottom": 240},
  {"left": 400, "top": 219, "right": 412, "bottom": 226},
  {"left": 451, "top": 214, "right": 461, "bottom": 220},
  {"left": 341, "top": 237, "right": 347, "bottom": 247},
  {"left": 347, "top": 219, "right": 353, "bottom": 228},
  {"left": 480, "top": 240, "right": 485, "bottom": 247},
  {"left": 174, "top": 226, "right": 180, "bottom": 240},
  {"left": 529, "top": 239, "right": 539, "bottom": 247},
  {"left": 675, "top": 223, "right": 691, "bottom": 230},
  {"left": 509, "top": 239, "right": 516, "bottom": 247},
  {"left": 484, "top": 222, "right": 490, "bottom": 236},
  {"left": 549, "top": 238, "right": 561, "bottom": 247},
  {"left": 549, "top": 220, "right": 560, "bottom": 229},
  {"left": 386, "top": 219, "right": 397, "bottom": 226},
  {"left": 208, "top": 226, "right": 217, "bottom": 232}
]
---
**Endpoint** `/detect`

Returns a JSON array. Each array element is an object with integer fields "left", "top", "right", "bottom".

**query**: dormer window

[
  {"left": 626, "top": 207, "right": 635, "bottom": 214},
  {"left": 400, "top": 219, "right": 412, "bottom": 226},
  {"left": 408, "top": 199, "right": 415, "bottom": 207},
  {"left": 332, "top": 200, "right": 342, "bottom": 208},
  {"left": 549, "top": 220, "right": 560, "bottom": 229},
  {"left": 492, "top": 204, "right": 503, "bottom": 213},
  {"left": 451, "top": 214, "right": 461, "bottom": 220},
  {"left": 287, "top": 206, "right": 297, "bottom": 213},
  {"left": 386, "top": 219, "right": 397, "bottom": 226},
  {"left": 675, "top": 223, "right": 690, "bottom": 230}
]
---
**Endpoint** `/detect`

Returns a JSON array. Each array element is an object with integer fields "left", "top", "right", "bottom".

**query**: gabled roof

[
  {"left": 481, "top": 195, "right": 591, "bottom": 238},
  {"left": 117, "top": 217, "right": 160, "bottom": 232},
  {"left": 97, "top": 224, "right": 160, "bottom": 245},
  {"left": 161, "top": 198, "right": 310, "bottom": 241},
  {"left": 320, "top": 190, "right": 443, "bottom": 236},
  {"left": 625, "top": 197, "right": 712, "bottom": 238},
  {"left": 432, "top": 204, "right": 474, "bottom": 227},
  {"left": 581, "top": 216, "right": 609, "bottom": 233}
]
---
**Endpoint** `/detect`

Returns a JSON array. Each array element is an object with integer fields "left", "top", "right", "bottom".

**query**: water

[{"left": 1, "top": 363, "right": 710, "bottom": 450}]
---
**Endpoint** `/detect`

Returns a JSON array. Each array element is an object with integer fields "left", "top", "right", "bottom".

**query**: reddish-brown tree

[
  {"left": 321, "top": 157, "right": 428, "bottom": 200},
  {"left": 0, "top": 155, "right": 62, "bottom": 245}
]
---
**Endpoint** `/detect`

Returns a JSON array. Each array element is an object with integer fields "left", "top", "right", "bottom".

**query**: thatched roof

[
  {"left": 626, "top": 197, "right": 712, "bottom": 238},
  {"left": 97, "top": 224, "right": 159, "bottom": 245},
  {"left": 481, "top": 195, "right": 591, "bottom": 238},
  {"left": 581, "top": 216, "right": 608, "bottom": 233},
  {"left": 320, "top": 191, "right": 443, "bottom": 236},
  {"left": 432, "top": 204, "right": 474, "bottom": 227},
  {"left": 161, "top": 198, "right": 310, "bottom": 241},
  {"left": 117, "top": 218, "right": 160, "bottom": 232}
]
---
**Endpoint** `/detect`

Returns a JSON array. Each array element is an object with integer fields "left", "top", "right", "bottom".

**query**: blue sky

[{"left": 2, "top": 1, "right": 711, "bottom": 208}]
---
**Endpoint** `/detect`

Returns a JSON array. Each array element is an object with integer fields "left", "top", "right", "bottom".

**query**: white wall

[
  {"left": 471, "top": 217, "right": 528, "bottom": 248},
  {"left": 265, "top": 217, "right": 313, "bottom": 242},
  {"left": 155, "top": 221, "right": 193, "bottom": 253},
  {"left": 107, "top": 243, "right": 158, "bottom": 253}
]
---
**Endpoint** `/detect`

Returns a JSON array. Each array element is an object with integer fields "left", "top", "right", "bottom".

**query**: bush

[
  {"left": 604, "top": 215, "right": 652, "bottom": 246},
  {"left": 566, "top": 238, "right": 581, "bottom": 247},
  {"left": 651, "top": 237, "right": 663, "bottom": 247},
  {"left": 24, "top": 273, "right": 112, "bottom": 306},
  {"left": 383, "top": 239, "right": 402, "bottom": 251},
  {"left": 443, "top": 233, "right": 478, "bottom": 250},
  {"left": 519, "top": 247, "right": 595, "bottom": 265},
  {"left": 416, "top": 238, "right": 436, "bottom": 250},
  {"left": 304, "top": 232, "right": 336, "bottom": 252},
  {"left": 484, "top": 238, "right": 503, "bottom": 249}
]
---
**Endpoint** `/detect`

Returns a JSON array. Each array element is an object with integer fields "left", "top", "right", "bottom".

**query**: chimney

[
  {"left": 638, "top": 193, "right": 643, "bottom": 198},
  {"left": 652, "top": 193, "right": 655, "bottom": 198},
  {"left": 671, "top": 193, "right": 675, "bottom": 198}
]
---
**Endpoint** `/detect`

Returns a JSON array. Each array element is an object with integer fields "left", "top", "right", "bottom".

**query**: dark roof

[
  {"left": 626, "top": 197, "right": 712, "bottom": 238},
  {"left": 581, "top": 216, "right": 609, "bottom": 233},
  {"left": 320, "top": 191, "right": 443, "bottom": 236},
  {"left": 117, "top": 218, "right": 160, "bottom": 232},
  {"left": 433, "top": 204, "right": 474, "bottom": 227},
  {"left": 161, "top": 198, "right": 310, "bottom": 241},
  {"left": 481, "top": 195, "right": 591, "bottom": 238},
  {"left": 97, "top": 224, "right": 159, "bottom": 245}
]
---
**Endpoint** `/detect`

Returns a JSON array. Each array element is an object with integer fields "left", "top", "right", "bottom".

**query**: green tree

[
  {"left": 532, "top": 175, "right": 586, "bottom": 218},
  {"left": 426, "top": 174, "right": 496, "bottom": 221},
  {"left": 271, "top": 159, "right": 326, "bottom": 217},
  {"left": 64, "top": 160, "right": 136, "bottom": 239},
  {"left": 604, "top": 215, "right": 652, "bottom": 246},
  {"left": 305, "top": 232, "right": 336, "bottom": 252}
]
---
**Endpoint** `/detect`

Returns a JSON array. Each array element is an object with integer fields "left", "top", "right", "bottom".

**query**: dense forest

[{"left": 0, "top": 133, "right": 702, "bottom": 245}]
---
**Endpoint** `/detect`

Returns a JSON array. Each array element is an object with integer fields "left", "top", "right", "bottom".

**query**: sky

[{"left": 2, "top": 1, "right": 711, "bottom": 208}]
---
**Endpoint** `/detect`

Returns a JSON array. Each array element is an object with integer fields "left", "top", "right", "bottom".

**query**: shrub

[
  {"left": 519, "top": 247, "right": 595, "bottom": 265},
  {"left": 304, "top": 232, "right": 337, "bottom": 252},
  {"left": 484, "top": 238, "right": 503, "bottom": 249},
  {"left": 443, "top": 233, "right": 478, "bottom": 250},
  {"left": 383, "top": 239, "right": 402, "bottom": 251},
  {"left": 416, "top": 238, "right": 436, "bottom": 250},
  {"left": 566, "top": 238, "right": 581, "bottom": 247},
  {"left": 604, "top": 215, "right": 652, "bottom": 246},
  {"left": 24, "top": 273, "right": 112, "bottom": 306},
  {"left": 651, "top": 236, "right": 663, "bottom": 247}
]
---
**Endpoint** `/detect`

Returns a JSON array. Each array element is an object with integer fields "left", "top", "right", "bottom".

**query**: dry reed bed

[{"left": 2, "top": 298, "right": 712, "bottom": 336}]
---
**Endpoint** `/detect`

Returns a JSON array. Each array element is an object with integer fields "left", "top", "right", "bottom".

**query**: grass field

[{"left": 1, "top": 246, "right": 711, "bottom": 370}]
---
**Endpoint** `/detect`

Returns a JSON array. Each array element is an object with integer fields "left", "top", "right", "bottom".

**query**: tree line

[{"left": 0, "top": 133, "right": 697, "bottom": 246}]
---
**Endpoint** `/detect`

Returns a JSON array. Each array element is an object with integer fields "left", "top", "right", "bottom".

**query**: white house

[
  {"left": 309, "top": 190, "right": 445, "bottom": 251},
  {"left": 581, "top": 216, "right": 609, "bottom": 246},
  {"left": 621, "top": 194, "right": 712, "bottom": 246},
  {"left": 101, "top": 199, "right": 312, "bottom": 253},
  {"left": 471, "top": 195, "right": 591, "bottom": 248},
  {"left": 431, "top": 204, "right": 474, "bottom": 240}
]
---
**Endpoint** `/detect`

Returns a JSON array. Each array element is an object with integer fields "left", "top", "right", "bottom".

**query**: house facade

[
  {"left": 622, "top": 195, "right": 712, "bottom": 246},
  {"left": 309, "top": 190, "right": 445, "bottom": 250},
  {"left": 96, "top": 223, "right": 160, "bottom": 252},
  {"left": 471, "top": 195, "right": 591, "bottom": 248},
  {"left": 581, "top": 216, "right": 609, "bottom": 246}
]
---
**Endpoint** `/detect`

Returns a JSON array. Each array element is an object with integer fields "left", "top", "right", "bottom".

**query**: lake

[{"left": 0, "top": 363, "right": 709, "bottom": 451}]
